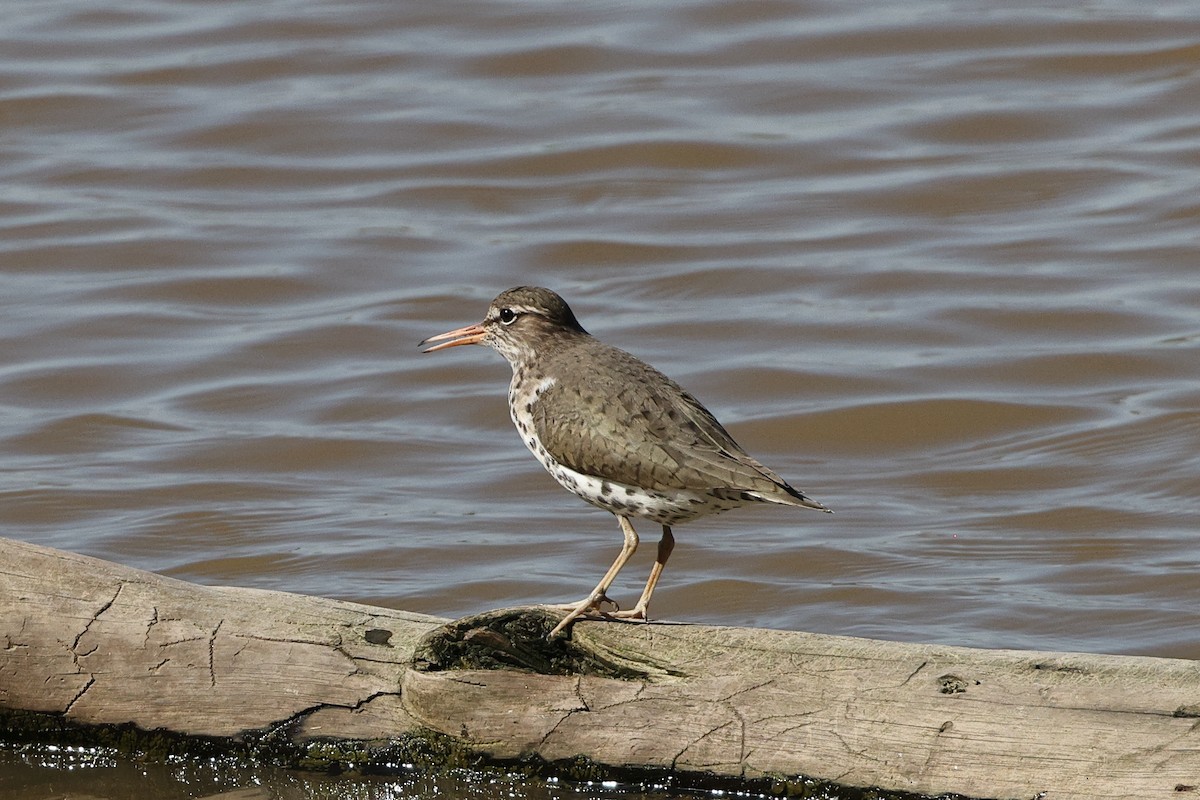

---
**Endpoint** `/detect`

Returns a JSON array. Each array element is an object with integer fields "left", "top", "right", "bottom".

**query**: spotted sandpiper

[{"left": 420, "top": 286, "right": 830, "bottom": 637}]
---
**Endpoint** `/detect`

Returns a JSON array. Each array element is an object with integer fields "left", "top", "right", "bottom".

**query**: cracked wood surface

[{"left": 3, "top": 536, "right": 1199, "bottom": 800}]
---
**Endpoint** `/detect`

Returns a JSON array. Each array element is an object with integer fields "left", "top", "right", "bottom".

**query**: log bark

[{"left": 2, "top": 535, "right": 1197, "bottom": 800}]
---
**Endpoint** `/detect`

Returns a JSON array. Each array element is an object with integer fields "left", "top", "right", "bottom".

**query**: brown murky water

[{"left": 3, "top": 1, "right": 1199, "bottom": 797}]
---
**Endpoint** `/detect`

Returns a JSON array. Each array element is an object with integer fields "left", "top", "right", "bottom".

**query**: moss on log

[{"left": 2, "top": 536, "right": 1198, "bottom": 800}]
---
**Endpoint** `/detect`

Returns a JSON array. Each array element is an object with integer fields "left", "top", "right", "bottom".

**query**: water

[
  {"left": 0, "top": 743, "right": 696, "bottom": 800},
  {"left": 2, "top": 0, "right": 1199, "bottom": 797}
]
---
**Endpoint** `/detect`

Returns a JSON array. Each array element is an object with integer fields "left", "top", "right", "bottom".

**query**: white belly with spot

[{"left": 508, "top": 375, "right": 737, "bottom": 525}]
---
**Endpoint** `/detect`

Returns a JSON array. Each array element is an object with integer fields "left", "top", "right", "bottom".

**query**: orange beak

[{"left": 419, "top": 322, "right": 487, "bottom": 353}]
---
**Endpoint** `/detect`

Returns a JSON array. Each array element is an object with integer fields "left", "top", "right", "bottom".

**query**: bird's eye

[{"left": 498, "top": 308, "right": 517, "bottom": 325}]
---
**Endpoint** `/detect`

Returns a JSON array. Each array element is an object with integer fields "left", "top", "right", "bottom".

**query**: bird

[{"left": 420, "top": 286, "right": 830, "bottom": 637}]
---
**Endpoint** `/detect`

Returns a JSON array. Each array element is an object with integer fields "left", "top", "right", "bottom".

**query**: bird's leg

[
  {"left": 548, "top": 516, "right": 639, "bottom": 637},
  {"left": 611, "top": 525, "right": 674, "bottom": 622}
]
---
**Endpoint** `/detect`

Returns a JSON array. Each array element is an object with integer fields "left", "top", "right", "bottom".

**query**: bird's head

[{"left": 419, "top": 286, "right": 588, "bottom": 365}]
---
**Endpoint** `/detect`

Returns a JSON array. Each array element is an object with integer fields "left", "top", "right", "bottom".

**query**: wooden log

[{"left": 2, "top": 535, "right": 1197, "bottom": 799}]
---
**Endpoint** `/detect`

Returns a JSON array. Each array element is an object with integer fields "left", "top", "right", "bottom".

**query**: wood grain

[{"left": 3, "top": 536, "right": 1197, "bottom": 799}]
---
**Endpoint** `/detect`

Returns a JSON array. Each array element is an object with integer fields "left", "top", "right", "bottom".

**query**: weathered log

[{"left": 2, "top": 535, "right": 1197, "bottom": 800}]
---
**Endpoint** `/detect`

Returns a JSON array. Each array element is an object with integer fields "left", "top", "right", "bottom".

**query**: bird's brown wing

[{"left": 530, "top": 344, "right": 794, "bottom": 497}]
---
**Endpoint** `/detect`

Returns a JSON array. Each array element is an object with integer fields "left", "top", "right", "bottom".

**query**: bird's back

[{"left": 526, "top": 336, "right": 825, "bottom": 512}]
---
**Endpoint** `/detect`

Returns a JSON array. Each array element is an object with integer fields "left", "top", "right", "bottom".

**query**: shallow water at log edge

[{"left": 2, "top": 0, "right": 1199, "bottom": 798}]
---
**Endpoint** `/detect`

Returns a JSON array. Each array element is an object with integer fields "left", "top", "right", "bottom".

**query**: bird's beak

[{"left": 419, "top": 322, "right": 487, "bottom": 353}]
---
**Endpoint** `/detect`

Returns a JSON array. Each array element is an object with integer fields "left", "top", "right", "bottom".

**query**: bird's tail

[{"left": 761, "top": 484, "right": 833, "bottom": 513}]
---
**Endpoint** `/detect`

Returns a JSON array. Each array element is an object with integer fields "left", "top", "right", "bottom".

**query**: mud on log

[{"left": 2, "top": 535, "right": 1198, "bottom": 800}]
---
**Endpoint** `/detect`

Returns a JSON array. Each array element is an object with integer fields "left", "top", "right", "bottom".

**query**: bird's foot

[
  {"left": 600, "top": 604, "right": 649, "bottom": 622},
  {"left": 541, "top": 592, "right": 619, "bottom": 615},
  {"left": 547, "top": 597, "right": 654, "bottom": 638},
  {"left": 546, "top": 591, "right": 624, "bottom": 637}
]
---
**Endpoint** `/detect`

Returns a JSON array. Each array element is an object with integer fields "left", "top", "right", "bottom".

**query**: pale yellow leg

[
  {"left": 548, "top": 516, "right": 639, "bottom": 637},
  {"left": 623, "top": 525, "right": 674, "bottom": 620}
]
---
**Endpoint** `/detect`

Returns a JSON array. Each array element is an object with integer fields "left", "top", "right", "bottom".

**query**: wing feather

[{"left": 529, "top": 341, "right": 793, "bottom": 497}]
